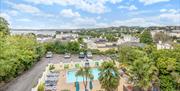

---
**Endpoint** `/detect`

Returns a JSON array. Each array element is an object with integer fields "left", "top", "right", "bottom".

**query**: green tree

[
  {"left": 156, "top": 57, "right": 177, "bottom": 91},
  {"left": 44, "top": 41, "right": 80, "bottom": 54},
  {"left": 118, "top": 46, "right": 146, "bottom": 66},
  {"left": 140, "top": 30, "right": 153, "bottom": 44},
  {"left": 128, "top": 56, "right": 157, "bottom": 91},
  {"left": 0, "top": 18, "right": 46, "bottom": 82},
  {"left": 104, "top": 34, "right": 118, "bottom": 42},
  {"left": 0, "top": 17, "right": 10, "bottom": 35},
  {"left": 78, "top": 37, "right": 84, "bottom": 44},
  {"left": 98, "top": 61, "right": 120, "bottom": 91},
  {"left": 75, "top": 67, "right": 94, "bottom": 91}
]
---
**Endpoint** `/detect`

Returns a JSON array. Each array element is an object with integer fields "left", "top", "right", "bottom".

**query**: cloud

[
  {"left": 96, "top": 16, "right": 101, "bottom": 20},
  {"left": 8, "top": 10, "right": 18, "bottom": 16},
  {"left": 60, "top": 9, "right": 80, "bottom": 18},
  {"left": 13, "top": 4, "right": 41, "bottom": 14},
  {"left": 159, "top": 9, "right": 180, "bottom": 24},
  {"left": 160, "top": 9, "right": 179, "bottom": 14},
  {"left": 159, "top": 13, "right": 180, "bottom": 23},
  {"left": 111, "top": 18, "right": 160, "bottom": 26},
  {"left": 16, "top": 18, "right": 31, "bottom": 22},
  {"left": 118, "top": 5, "right": 138, "bottom": 10},
  {"left": 108, "top": 0, "right": 123, "bottom": 4},
  {"left": 25, "top": 0, "right": 122, "bottom": 14},
  {"left": 6, "top": 1, "right": 41, "bottom": 14},
  {"left": 160, "top": 9, "right": 167, "bottom": 12},
  {"left": 72, "top": 17, "right": 97, "bottom": 27},
  {"left": 139, "top": 0, "right": 170, "bottom": 5}
]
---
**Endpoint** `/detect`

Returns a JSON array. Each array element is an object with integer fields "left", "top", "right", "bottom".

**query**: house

[
  {"left": 85, "top": 38, "right": 118, "bottom": 52},
  {"left": 157, "top": 41, "right": 173, "bottom": 50},
  {"left": 36, "top": 37, "right": 53, "bottom": 43},
  {"left": 119, "top": 42, "right": 146, "bottom": 48},
  {"left": 168, "top": 30, "right": 180, "bottom": 37},
  {"left": 117, "top": 35, "right": 139, "bottom": 45},
  {"left": 55, "top": 32, "right": 78, "bottom": 39},
  {"left": 55, "top": 32, "right": 78, "bottom": 41}
]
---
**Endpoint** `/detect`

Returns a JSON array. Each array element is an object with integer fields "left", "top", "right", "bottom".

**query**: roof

[
  {"left": 119, "top": 42, "right": 146, "bottom": 48},
  {"left": 171, "top": 30, "right": 180, "bottom": 33},
  {"left": 95, "top": 38, "right": 108, "bottom": 43}
]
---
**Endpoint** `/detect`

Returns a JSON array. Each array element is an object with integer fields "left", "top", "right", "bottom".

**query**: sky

[{"left": 0, "top": 0, "right": 180, "bottom": 29}]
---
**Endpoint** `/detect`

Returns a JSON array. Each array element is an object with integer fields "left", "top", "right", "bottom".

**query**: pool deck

[{"left": 57, "top": 70, "right": 125, "bottom": 91}]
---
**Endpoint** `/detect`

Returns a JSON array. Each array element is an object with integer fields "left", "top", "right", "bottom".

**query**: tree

[
  {"left": 156, "top": 57, "right": 177, "bottom": 91},
  {"left": 75, "top": 67, "right": 94, "bottom": 91},
  {"left": 154, "top": 32, "right": 171, "bottom": 43},
  {"left": 98, "top": 61, "right": 120, "bottom": 91},
  {"left": 104, "top": 34, "right": 118, "bottom": 42},
  {"left": 140, "top": 30, "right": 153, "bottom": 44},
  {"left": 0, "top": 17, "right": 10, "bottom": 35},
  {"left": 118, "top": 46, "right": 146, "bottom": 66},
  {"left": 128, "top": 56, "right": 157, "bottom": 91},
  {"left": 44, "top": 41, "right": 80, "bottom": 54},
  {"left": 78, "top": 37, "right": 84, "bottom": 44},
  {"left": 0, "top": 18, "right": 46, "bottom": 82}
]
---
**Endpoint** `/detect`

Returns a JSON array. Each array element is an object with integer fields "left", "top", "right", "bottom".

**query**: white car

[
  {"left": 46, "top": 51, "right": 53, "bottom": 58},
  {"left": 86, "top": 51, "right": 92, "bottom": 58},
  {"left": 64, "top": 53, "right": 71, "bottom": 58}
]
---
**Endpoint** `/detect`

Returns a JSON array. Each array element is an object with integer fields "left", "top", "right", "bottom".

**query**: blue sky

[{"left": 0, "top": 0, "right": 180, "bottom": 29}]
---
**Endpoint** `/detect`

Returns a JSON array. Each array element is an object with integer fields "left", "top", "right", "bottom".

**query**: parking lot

[
  {"left": 3, "top": 54, "right": 110, "bottom": 91},
  {"left": 58, "top": 54, "right": 110, "bottom": 63}
]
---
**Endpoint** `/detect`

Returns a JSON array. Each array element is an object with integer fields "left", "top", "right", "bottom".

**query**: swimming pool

[{"left": 66, "top": 68, "right": 100, "bottom": 83}]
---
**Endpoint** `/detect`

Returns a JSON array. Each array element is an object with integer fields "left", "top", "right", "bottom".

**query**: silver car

[
  {"left": 46, "top": 51, "right": 53, "bottom": 58},
  {"left": 64, "top": 53, "right": 71, "bottom": 58},
  {"left": 86, "top": 51, "right": 92, "bottom": 58}
]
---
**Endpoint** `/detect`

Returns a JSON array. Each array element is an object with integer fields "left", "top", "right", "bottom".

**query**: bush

[
  {"left": 37, "top": 82, "right": 44, "bottom": 91},
  {"left": 49, "top": 64, "right": 55, "bottom": 71},
  {"left": 0, "top": 34, "right": 46, "bottom": 82}
]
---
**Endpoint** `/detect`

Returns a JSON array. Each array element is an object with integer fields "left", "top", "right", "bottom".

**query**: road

[{"left": 1, "top": 54, "right": 109, "bottom": 91}]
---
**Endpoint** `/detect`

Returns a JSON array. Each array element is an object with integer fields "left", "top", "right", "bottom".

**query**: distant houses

[
  {"left": 156, "top": 41, "right": 173, "bottom": 50},
  {"left": 151, "top": 30, "right": 180, "bottom": 38},
  {"left": 117, "top": 35, "right": 139, "bottom": 45},
  {"left": 85, "top": 35, "right": 141, "bottom": 52},
  {"left": 168, "top": 30, "right": 180, "bottom": 37}
]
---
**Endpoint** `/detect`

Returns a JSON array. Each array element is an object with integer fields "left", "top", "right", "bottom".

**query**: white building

[
  {"left": 117, "top": 35, "right": 139, "bottom": 45},
  {"left": 168, "top": 30, "right": 180, "bottom": 37},
  {"left": 55, "top": 32, "right": 78, "bottom": 39},
  {"left": 36, "top": 37, "right": 53, "bottom": 43},
  {"left": 157, "top": 41, "right": 173, "bottom": 50}
]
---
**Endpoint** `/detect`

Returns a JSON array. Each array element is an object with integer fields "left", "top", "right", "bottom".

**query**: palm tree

[
  {"left": 75, "top": 67, "right": 94, "bottom": 91},
  {"left": 128, "top": 57, "right": 158, "bottom": 91},
  {"left": 98, "top": 61, "right": 120, "bottom": 91}
]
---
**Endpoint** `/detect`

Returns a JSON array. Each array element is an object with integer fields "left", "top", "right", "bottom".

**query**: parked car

[
  {"left": 46, "top": 51, "right": 53, "bottom": 58},
  {"left": 64, "top": 53, "right": 71, "bottom": 58},
  {"left": 79, "top": 52, "right": 85, "bottom": 58},
  {"left": 86, "top": 51, "right": 92, "bottom": 58}
]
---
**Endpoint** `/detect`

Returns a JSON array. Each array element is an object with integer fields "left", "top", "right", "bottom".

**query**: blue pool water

[{"left": 67, "top": 68, "right": 100, "bottom": 83}]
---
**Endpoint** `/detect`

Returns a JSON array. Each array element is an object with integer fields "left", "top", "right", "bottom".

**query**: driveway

[{"left": 1, "top": 54, "right": 109, "bottom": 91}]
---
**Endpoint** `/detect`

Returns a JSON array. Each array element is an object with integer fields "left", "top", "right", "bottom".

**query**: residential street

[{"left": 1, "top": 54, "right": 109, "bottom": 91}]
